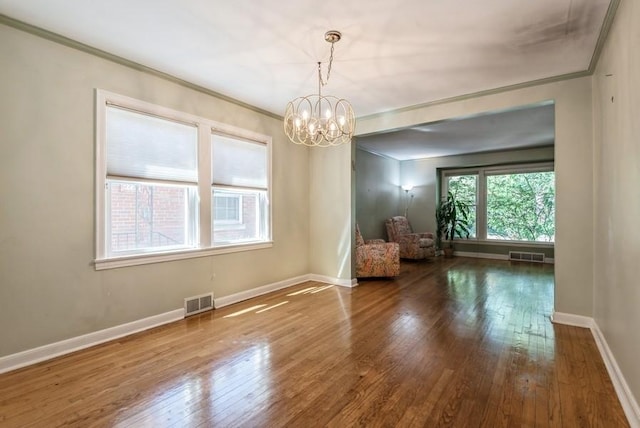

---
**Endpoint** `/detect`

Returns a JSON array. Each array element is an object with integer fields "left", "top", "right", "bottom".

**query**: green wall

[
  {"left": 0, "top": 21, "right": 311, "bottom": 357},
  {"left": 355, "top": 147, "right": 400, "bottom": 240},
  {"left": 592, "top": 0, "right": 640, "bottom": 411}
]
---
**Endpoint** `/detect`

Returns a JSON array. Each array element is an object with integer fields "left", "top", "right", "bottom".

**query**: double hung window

[
  {"left": 96, "top": 90, "right": 271, "bottom": 269},
  {"left": 211, "top": 133, "right": 269, "bottom": 245}
]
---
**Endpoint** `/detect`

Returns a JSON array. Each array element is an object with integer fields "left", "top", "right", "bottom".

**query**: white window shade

[
  {"left": 106, "top": 106, "right": 198, "bottom": 183},
  {"left": 212, "top": 134, "right": 267, "bottom": 189}
]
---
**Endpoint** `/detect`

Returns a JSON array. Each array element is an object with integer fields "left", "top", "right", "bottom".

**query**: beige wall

[
  {"left": 358, "top": 76, "right": 595, "bottom": 317},
  {"left": 592, "top": 0, "right": 640, "bottom": 407},
  {"left": 0, "top": 23, "right": 310, "bottom": 356},
  {"left": 355, "top": 148, "right": 401, "bottom": 240},
  {"left": 308, "top": 143, "right": 353, "bottom": 280}
]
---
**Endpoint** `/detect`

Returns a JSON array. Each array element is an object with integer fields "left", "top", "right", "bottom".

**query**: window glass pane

[
  {"left": 486, "top": 171, "right": 555, "bottom": 242},
  {"left": 214, "top": 193, "right": 241, "bottom": 223},
  {"left": 108, "top": 180, "right": 196, "bottom": 254},
  {"left": 212, "top": 134, "right": 267, "bottom": 188},
  {"left": 106, "top": 106, "right": 198, "bottom": 182},
  {"left": 212, "top": 188, "right": 267, "bottom": 245},
  {"left": 446, "top": 174, "right": 477, "bottom": 238}
]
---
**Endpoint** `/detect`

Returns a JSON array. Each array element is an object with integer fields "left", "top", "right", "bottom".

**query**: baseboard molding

[
  {"left": 213, "top": 274, "right": 312, "bottom": 308},
  {"left": 591, "top": 323, "right": 640, "bottom": 428},
  {"left": 552, "top": 311, "right": 640, "bottom": 427},
  {"left": 0, "top": 273, "right": 350, "bottom": 374},
  {"left": 213, "top": 274, "right": 357, "bottom": 309},
  {"left": 455, "top": 251, "right": 554, "bottom": 264},
  {"left": 454, "top": 251, "right": 507, "bottom": 260},
  {"left": 550, "top": 311, "right": 595, "bottom": 328},
  {"left": 0, "top": 309, "right": 184, "bottom": 375},
  {"left": 308, "top": 274, "right": 358, "bottom": 288}
]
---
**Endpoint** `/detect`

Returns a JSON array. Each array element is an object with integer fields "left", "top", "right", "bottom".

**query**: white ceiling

[
  {"left": 0, "top": 0, "right": 611, "bottom": 159},
  {"left": 358, "top": 102, "right": 555, "bottom": 160}
]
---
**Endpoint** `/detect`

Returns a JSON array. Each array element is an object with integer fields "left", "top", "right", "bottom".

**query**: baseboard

[
  {"left": 550, "top": 311, "right": 595, "bottom": 328},
  {"left": 591, "top": 323, "right": 640, "bottom": 428},
  {"left": 454, "top": 251, "right": 507, "bottom": 260},
  {"left": 455, "top": 251, "right": 554, "bottom": 264},
  {"left": 0, "top": 309, "right": 184, "bottom": 375},
  {"left": 213, "top": 274, "right": 312, "bottom": 308},
  {"left": 309, "top": 274, "right": 358, "bottom": 288},
  {"left": 213, "top": 274, "right": 357, "bottom": 309},
  {"left": 0, "top": 273, "right": 350, "bottom": 374},
  {"left": 552, "top": 311, "right": 640, "bottom": 427}
]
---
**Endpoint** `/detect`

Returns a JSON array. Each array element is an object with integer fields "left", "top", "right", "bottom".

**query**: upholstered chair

[
  {"left": 355, "top": 224, "right": 400, "bottom": 278},
  {"left": 385, "top": 216, "right": 435, "bottom": 260}
]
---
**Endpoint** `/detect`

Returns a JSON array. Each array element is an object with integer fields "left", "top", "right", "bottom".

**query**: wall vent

[
  {"left": 184, "top": 292, "right": 214, "bottom": 317},
  {"left": 509, "top": 251, "right": 545, "bottom": 263}
]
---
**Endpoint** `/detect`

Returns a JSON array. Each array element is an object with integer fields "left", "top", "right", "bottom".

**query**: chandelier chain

[{"left": 319, "top": 41, "right": 335, "bottom": 87}]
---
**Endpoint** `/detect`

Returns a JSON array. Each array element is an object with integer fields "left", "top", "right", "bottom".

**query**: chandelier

[{"left": 284, "top": 30, "right": 355, "bottom": 147}]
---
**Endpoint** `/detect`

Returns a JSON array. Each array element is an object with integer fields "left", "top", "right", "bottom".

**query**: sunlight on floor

[{"left": 224, "top": 284, "right": 336, "bottom": 318}]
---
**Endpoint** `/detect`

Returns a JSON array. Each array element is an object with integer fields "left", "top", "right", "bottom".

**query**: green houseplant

[{"left": 436, "top": 191, "right": 472, "bottom": 256}]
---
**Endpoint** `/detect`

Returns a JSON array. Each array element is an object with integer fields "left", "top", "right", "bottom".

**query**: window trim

[
  {"left": 442, "top": 162, "right": 554, "bottom": 244},
  {"left": 95, "top": 89, "right": 272, "bottom": 270}
]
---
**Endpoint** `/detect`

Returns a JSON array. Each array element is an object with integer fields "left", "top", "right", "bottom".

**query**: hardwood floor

[{"left": 0, "top": 257, "right": 629, "bottom": 427}]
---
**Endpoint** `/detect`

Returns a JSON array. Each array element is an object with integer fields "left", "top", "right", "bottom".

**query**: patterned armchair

[
  {"left": 355, "top": 224, "right": 400, "bottom": 278},
  {"left": 385, "top": 216, "right": 436, "bottom": 260}
]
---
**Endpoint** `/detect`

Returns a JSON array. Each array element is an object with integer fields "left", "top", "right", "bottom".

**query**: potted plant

[{"left": 436, "top": 191, "right": 471, "bottom": 257}]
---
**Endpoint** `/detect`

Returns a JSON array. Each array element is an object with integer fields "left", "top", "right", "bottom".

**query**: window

[
  {"left": 213, "top": 193, "right": 241, "bottom": 223},
  {"left": 442, "top": 163, "right": 554, "bottom": 243},
  {"left": 96, "top": 90, "right": 272, "bottom": 269},
  {"left": 486, "top": 171, "right": 555, "bottom": 242},
  {"left": 211, "top": 133, "right": 269, "bottom": 245},
  {"left": 446, "top": 174, "right": 477, "bottom": 238}
]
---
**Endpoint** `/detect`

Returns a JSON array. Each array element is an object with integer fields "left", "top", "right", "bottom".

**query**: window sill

[{"left": 94, "top": 241, "right": 273, "bottom": 270}]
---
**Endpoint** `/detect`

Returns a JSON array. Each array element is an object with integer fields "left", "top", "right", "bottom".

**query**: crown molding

[
  {"left": 0, "top": 14, "right": 282, "bottom": 121},
  {"left": 588, "top": 0, "right": 621, "bottom": 73}
]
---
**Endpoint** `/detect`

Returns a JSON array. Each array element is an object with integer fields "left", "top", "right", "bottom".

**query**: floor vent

[
  {"left": 184, "top": 292, "right": 214, "bottom": 317},
  {"left": 509, "top": 251, "right": 545, "bottom": 263}
]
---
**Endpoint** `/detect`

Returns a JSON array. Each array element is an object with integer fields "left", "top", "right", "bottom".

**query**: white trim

[
  {"left": 308, "top": 274, "right": 358, "bottom": 288},
  {"left": 552, "top": 312, "right": 640, "bottom": 427},
  {"left": 95, "top": 89, "right": 273, "bottom": 266},
  {"left": 455, "top": 251, "right": 508, "bottom": 260},
  {"left": 95, "top": 241, "right": 273, "bottom": 270},
  {"left": 213, "top": 275, "right": 312, "bottom": 308},
  {"left": 454, "top": 251, "right": 554, "bottom": 264},
  {"left": 0, "top": 309, "right": 183, "bottom": 375},
  {"left": 0, "top": 273, "right": 350, "bottom": 374},
  {"left": 591, "top": 323, "right": 640, "bottom": 428},
  {"left": 213, "top": 274, "right": 357, "bottom": 308},
  {"left": 550, "top": 311, "right": 595, "bottom": 328}
]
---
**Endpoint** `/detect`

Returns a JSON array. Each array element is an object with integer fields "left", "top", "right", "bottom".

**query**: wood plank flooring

[{"left": 0, "top": 257, "right": 629, "bottom": 427}]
